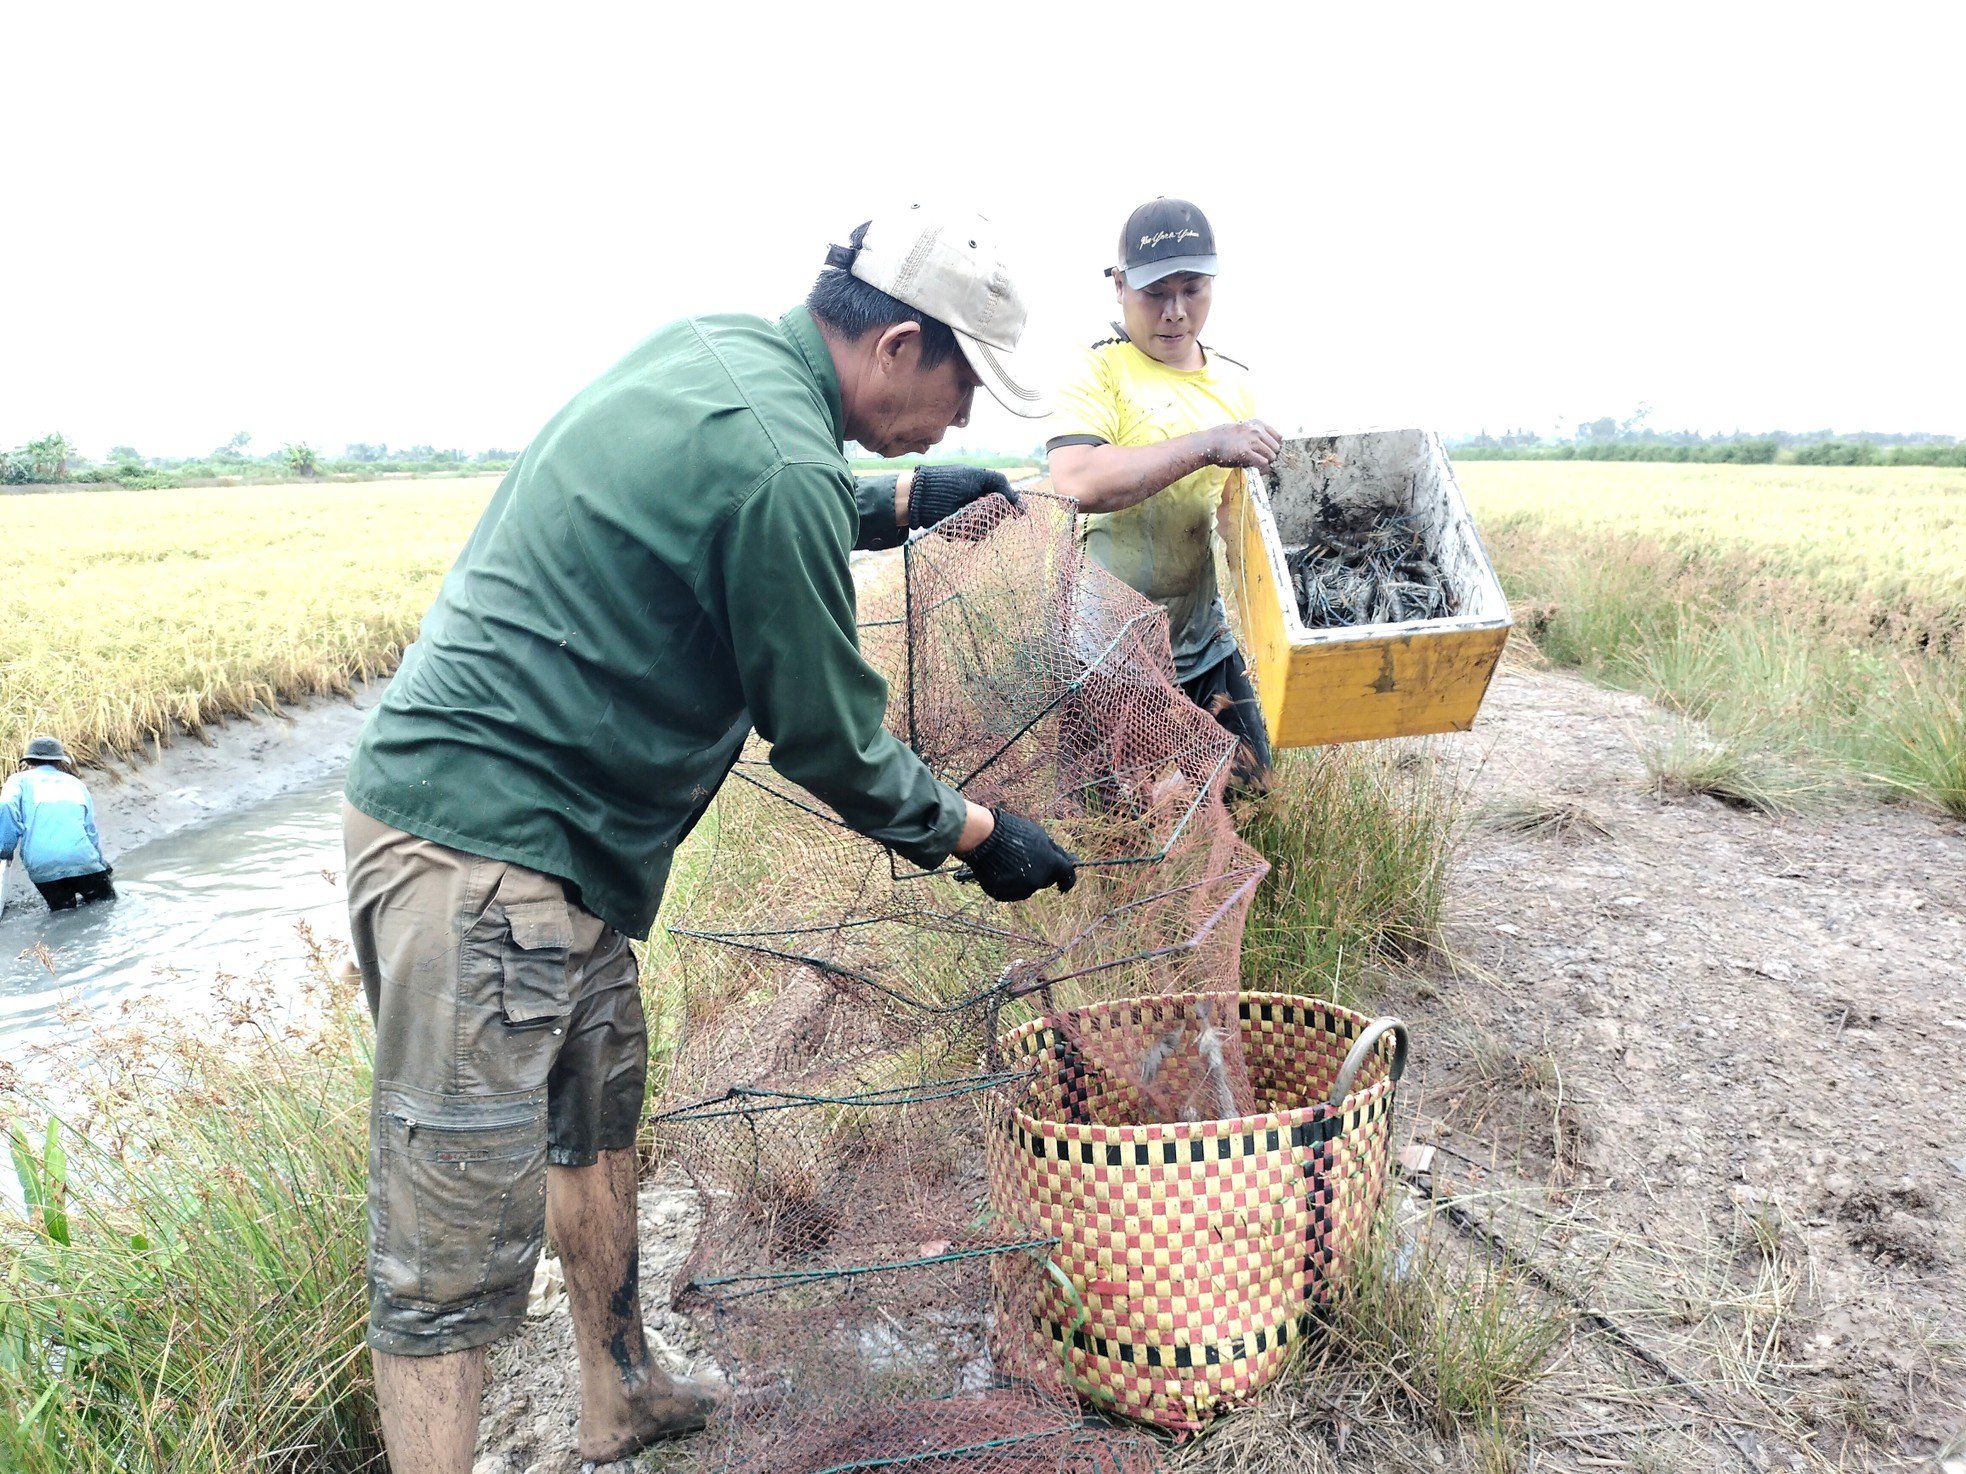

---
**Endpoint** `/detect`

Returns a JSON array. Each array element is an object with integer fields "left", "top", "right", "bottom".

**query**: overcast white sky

[{"left": 6, "top": 2, "right": 1962, "bottom": 460}]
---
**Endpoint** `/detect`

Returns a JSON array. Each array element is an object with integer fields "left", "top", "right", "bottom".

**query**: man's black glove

[
  {"left": 908, "top": 465, "right": 1020, "bottom": 533},
  {"left": 954, "top": 807, "right": 1078, "bottom": 902}
]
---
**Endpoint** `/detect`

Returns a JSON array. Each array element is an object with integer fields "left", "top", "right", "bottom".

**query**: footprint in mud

[{"left": 1836, "top": 1185, "right": 1946, "bottom": 1270}]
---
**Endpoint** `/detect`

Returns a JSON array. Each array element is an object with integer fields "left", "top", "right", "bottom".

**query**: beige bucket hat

[{"left": 839, "top": 205, "right": 1049, "bottom": 418}]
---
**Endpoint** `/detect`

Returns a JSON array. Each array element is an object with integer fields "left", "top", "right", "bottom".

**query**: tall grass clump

[
  {"left": 0, "top": 477, "right": 496, "bottom": 767},
  {"left": 1238, "top": 743, "right": 1461, "bottom": 1002},
  {"left": 1330, "top": 1205, "right": 1566, "bottom": 1443},
  {"left": 1872, "top": 669, "right": 1966, "bottom": 815},
  {"left": 1636, "top": 726, "right": 1810, "bottom": 815},
  {"left": 0, "top": 958, "right": 379, "bottom": 1473}
]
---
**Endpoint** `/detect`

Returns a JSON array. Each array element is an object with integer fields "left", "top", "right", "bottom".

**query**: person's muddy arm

[
  {"left": 0, "top": 779, "right": 20, "bottom": 861},
  {"left": 81, "top": 789, "right": 105, "bottom": 865}
]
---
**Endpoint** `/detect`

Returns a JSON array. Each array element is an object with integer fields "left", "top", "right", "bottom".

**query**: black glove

[
  {"left": 908, "top": 465, "right": 1020, "bottom": 532},
  {"left": 954, "top": 807, "right": 1078, "bottom": 902}
]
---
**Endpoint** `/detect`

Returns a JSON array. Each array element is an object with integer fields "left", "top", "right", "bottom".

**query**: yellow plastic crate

[{"left": 1223, "top": 429, "right": 1511, "bottom": 748}]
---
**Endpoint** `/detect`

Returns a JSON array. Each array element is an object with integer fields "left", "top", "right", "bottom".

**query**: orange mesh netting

[{"left": 655, "top": 491, "right": 1305, "bottom": 1470}]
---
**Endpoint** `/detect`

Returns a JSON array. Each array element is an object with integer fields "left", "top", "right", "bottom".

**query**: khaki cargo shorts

[{"left": 343, "top": 804, "right": 648, "bottom": 1356}]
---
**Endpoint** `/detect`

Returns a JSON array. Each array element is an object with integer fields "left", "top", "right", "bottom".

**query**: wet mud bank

[{"left": 95, "top": 679, "right": 386, "bottom": 851}]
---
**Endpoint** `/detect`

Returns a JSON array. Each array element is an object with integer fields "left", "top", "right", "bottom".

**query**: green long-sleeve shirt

[{"left": 344, "top": 307, "right": 968, "bottom": 938}]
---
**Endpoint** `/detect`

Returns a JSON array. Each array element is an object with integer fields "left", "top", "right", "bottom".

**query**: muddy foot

[{"left": 577, "top": 1373, "right": 719, "bottom": 1463}]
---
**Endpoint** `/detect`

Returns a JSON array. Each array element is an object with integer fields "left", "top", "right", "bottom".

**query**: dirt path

[
  {"left": 470, "top": 659, "right": 1965, "bottom": 1473},
  {"left": 1394, "top": 658, "right": 1966, "bottom": 1470}
]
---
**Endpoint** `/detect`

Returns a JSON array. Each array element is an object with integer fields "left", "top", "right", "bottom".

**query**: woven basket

[{"left": 987, "top": 991, "right": 1409, "bottom": 1431}]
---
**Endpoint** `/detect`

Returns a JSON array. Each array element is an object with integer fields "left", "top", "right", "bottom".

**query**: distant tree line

[
  {"left": 1, "top": 433, "right": 520, "bottom": 490},
  {"left": 1450, "top": 416, "right": 1964, "bottom": 467}
]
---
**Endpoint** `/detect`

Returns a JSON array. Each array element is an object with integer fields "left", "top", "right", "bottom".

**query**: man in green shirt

[{"left": 343, "top": 208, "right": 1074, "bottom": 1473}]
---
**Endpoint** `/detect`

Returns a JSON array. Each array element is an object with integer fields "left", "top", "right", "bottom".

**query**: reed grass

[
  {"left": 0, "top": 942, "right": 380, "bottom": 1473},
  {"left": 0, "top": 479, "right": 497, "bottom": 768},
  {"left": 1461, "top": 462, "right": 1966, "bottom": 817}
]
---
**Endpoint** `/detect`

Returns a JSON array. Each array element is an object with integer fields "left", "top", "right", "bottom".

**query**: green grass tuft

[
  {"left": 1237, "top": 743, "right": 1461, "bottom": 1005},
  {"left": 1336, "top": 1206, "right": 1567, "bottom": 1438},
  {"left": 1634, "top": 726, "right": 1812, "bottom": 816},
  {"left": 1171, "top": 1201, "right": 1567, "bottom": 1474},
  {"left": 1871, "top": 665, "right": 1966, "bottom": 818}
]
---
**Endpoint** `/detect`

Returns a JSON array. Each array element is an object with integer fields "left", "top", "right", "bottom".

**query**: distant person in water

[{"left": 0, "top": 736, "right": 116, "bottom": 909}]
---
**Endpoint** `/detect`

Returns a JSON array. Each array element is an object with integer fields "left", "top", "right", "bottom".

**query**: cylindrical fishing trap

[{"left": 658, "top": 491, "right": 1411, "bottom": 1470}]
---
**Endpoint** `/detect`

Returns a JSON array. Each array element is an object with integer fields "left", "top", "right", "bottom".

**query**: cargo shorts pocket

[
  {"left": 498, "top": 896, "right": 574, "bottom": 1024},
  {"left": 371, "top": 1085, "right": 548, "bottom": 1315}
]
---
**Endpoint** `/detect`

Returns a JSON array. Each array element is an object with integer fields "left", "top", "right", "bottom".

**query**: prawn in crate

[{"left": 1223, "top": 428, "right": 1512, "bottom": 747}]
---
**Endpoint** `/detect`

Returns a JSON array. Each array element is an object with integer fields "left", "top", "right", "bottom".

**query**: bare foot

[{"left": 577, "top": 1370, "right": 720, "bottom": 1462}]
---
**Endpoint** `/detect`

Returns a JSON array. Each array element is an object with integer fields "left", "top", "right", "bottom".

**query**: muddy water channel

[{"left": 0, "top": 771, "right": 349, "bottom": 1056}]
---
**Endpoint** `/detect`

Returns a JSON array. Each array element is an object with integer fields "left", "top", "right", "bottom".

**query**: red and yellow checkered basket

[{"left": 987, "top": 991, "right": 1409, "bottom": 1431}]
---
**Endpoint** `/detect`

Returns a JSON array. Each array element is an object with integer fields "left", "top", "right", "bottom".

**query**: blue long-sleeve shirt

[{"left": 0, "top": 765, "right": 109, "bottom": 884}]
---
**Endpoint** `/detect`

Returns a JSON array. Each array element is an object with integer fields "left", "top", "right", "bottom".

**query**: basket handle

[{"left": 1326, "top": 1017, "right": 1409, "bottom": 1109}]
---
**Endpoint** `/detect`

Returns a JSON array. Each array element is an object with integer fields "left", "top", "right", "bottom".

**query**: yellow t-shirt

[{"left": 1045, "top": 329, "right": 1256, "bottom": 678}]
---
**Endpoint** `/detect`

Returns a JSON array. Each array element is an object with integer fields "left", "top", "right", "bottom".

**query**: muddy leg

[
  {"left": 547, "top": 1148, "right": 716, "bottom": 1461},
  {"left": 373, "top": 1345, "right": 486, "bottom": 1474}
]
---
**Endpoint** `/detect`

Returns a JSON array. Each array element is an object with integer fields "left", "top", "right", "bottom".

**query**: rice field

[
  {"left": 1458, "top": 460, "right": 1966, "bottom": 815},
  {"left": 1459, "top": 460, "right": 1966, "bottom": 599},
  {"left": 0, "top": 479, "right": 497, "bottom": 767}
]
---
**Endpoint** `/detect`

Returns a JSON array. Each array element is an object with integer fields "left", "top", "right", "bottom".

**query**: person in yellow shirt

[{"left": 1047, "top": 198, "right": 1282, "bottom": 794}]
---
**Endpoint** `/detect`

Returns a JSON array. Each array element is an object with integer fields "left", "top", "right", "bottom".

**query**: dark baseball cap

[{"left": 1108, "top": 198, "right": 1218, "bottom": 289}]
